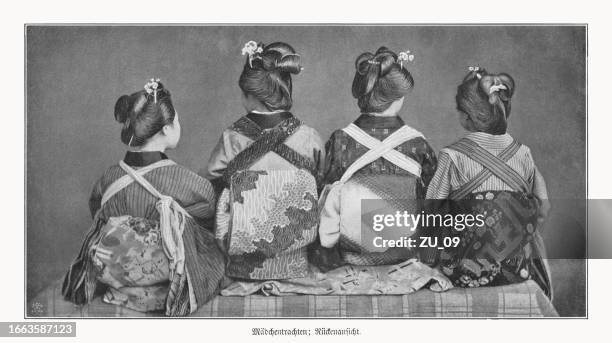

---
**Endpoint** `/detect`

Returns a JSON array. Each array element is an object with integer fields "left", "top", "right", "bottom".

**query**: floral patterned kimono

[
  {"left": 314, "top": 114, "right": 438, "bottom": 268},
  {"left": 204, "top": 112, "right": 325, "bottom": 280},
  {"left": 62, "top": 151, "right": 226, "bottom": 316},
  {"left": 425, "top": 132, "right": 552, "bottom": 297}
]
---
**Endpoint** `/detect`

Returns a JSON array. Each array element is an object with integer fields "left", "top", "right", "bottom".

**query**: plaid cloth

[{"left": 28, "top": 278, "right": 557, "bottom": 318}]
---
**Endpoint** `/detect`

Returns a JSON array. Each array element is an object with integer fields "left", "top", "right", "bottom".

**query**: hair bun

[
  {"left": 258, "top": 42, "right": 303, "bottom": 75},
  {"left": 153, "top": 81, "right": 171, "bottom": 99},
  {"left": 154, "top": 80, "right": 168, "bottom": 93},
  {"left": 114, "top": 95, "right": 132, "bottom": 124},
  {"left": 378, "top": 53, "right": 397, "bottom": 76},
  {"left": 353, "top": 47, "right": 399, "bottom": 98},
  {"left": 275, "top": 53, "right": 302, "bottom": 74},
  {"left": 352, "top": 46, "right": 414, "bottom": 112},
  {"left": 372, "top": 47, "right": 396, "bottom": 76},
  {"left": 355, "top": 52, "right": 375, "bottom": 75},
  {"left": 238, "top": 41, "right": 300, "bottom": 111},
  {"left": 494, "top": 73, "right": 515, "bottom": 101},
  {"left": 480, "top": 73, "right": 515, "bottom": 104}
]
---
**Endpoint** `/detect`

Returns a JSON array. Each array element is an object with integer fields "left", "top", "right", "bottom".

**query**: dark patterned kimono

[
  {"left": 63, "top": 151, "right": 226, "bottom": 316},
  {"left": 322, "top": 114, "right": 438, "bottom": 193},
  {"left": 311, "top": 114, "right": 438, "bottom": 270}
]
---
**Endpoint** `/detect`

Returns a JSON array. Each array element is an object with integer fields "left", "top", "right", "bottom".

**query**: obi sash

[{"left": 118, "top": 161, "right": 192, "bottom": 280}]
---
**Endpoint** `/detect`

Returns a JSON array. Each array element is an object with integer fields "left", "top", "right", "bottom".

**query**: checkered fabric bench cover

[{"left": 28, "top": 279, "right": 557, "bottom": 318}]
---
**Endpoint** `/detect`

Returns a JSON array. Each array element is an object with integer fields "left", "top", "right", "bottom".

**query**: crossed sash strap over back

[
  {"left": 221, "top": 116, "right": 318, "bottom": 184},
  {"left": 338, "top": 123, "right": 424, "bottom": 182},
  {"left": 99, "top": 159, "right": 176, "bottom": 206},
  {"left": 447, "top": 138, "right": 526, "bottom": 198}
]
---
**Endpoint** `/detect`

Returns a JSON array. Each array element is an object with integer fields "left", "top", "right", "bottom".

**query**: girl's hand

[
  {"left": 308, "top": 243, "right": 344, "bottom": 273},
  {"left": 537, "top": 198, "right": 551, "bottom": 230}
]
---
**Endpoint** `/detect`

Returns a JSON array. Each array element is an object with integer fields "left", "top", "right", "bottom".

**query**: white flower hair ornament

[
  {"left": 397, "top": 50, "right": 415, "bottom": 70},
  {"left": 468, "top": 66, "right": 482, "bottom": 79},
  {"left": 144, "top": 78, "right": 161, "bottom": 103},
  {"left": 241, "top": 40, "right": 264, "bottom": 68},
  {"left": 489, "top": 83, "right": 508, "bottom": 94}
]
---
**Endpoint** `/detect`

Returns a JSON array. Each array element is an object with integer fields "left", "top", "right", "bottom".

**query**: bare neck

[{"left": 131, "top": 138, "right": 168, "bottom": 153}]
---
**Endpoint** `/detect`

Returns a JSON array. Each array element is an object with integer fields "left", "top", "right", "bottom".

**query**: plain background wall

[{"left": 26, "top": 26, "right": 586, "bottom": 316}]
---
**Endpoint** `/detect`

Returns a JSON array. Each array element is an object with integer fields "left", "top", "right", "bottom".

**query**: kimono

[
  {"left": 62, "top": 151, "right": 226, "bottom": 316},
  {"left": 204, "top": 112, "right": 325, "bottom": 280},
  {"left": 205, "top": 112, "right": 325, "bottom": 191},
  {"left": 323, "top": 114, "right": 437, "bottom": 192},
  {"left": 425, "top": 132, "right": 552, "bottom": 297},
  {"left": 316, "top": 114, "right": 438, "bottom": 267}
]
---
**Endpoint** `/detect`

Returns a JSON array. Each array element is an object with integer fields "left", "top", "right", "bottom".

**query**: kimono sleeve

[
  {"left": 88, "top": 177, "right": 104, "bottom": 218},
  {"left": 201, "top": 131, "right": 231, "bottom": 195},
  {"left": 522, "top": 146, "right": 539, "bottom": 192},
  {"left": 309, "top": 128, "right": 326, "bottom": 189},
  {"left": 318, "top": 185, "right": 342, "bottom": 248},
  {"left": 532, "top": 166, "right": 549, "bottom": 200},
  {"left": 419, "top": 139, "right": 438, "bottom": 190},
  {"left": 425, "top": 149, "right": 454, "bottom": 200},
  {"left": 178, "top": 171, "right": 217, "bottom": 222},
  {"left": 519, "top": 145, "right": 548, "bottom": 196},
  {"left": 532, "top": 164, "right": 551, "bottom": 229},
  {"left": 321, "top": 130, "right": 344, "bottom": 187}
]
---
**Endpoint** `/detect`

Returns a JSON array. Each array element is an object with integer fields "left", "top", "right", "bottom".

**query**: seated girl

[
  {"left": 424, "top": 67, "right": 552, "bottom": 297},
  {"left": 318, "top": 47, "right": 437, "bottom": 267},
  {"left": 62, "top": 79, "right": 226, "bottom": 316},
  {"left": 203, "top": 41, "right": 324, "bottom": 281}
]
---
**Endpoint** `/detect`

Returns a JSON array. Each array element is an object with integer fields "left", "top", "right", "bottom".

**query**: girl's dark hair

[
  {"left": 352, "top": 46, "right": 415, "bottom": 113},
  {"left": 456, "top": 68, "right": 515, "bottom": 134},
  {"left": 114, "top": 81, "right": 176, "bottom": 147},
  {"left": 238, "top": 41, "right": 302, "bottom": 111}
]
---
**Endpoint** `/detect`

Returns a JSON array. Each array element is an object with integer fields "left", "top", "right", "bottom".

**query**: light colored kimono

[
  {"left": 203, "top": 114, "right": 325, "bottom": 280},
  {"left": 204, "top": 115, "right": 325, "bottom": 186}
]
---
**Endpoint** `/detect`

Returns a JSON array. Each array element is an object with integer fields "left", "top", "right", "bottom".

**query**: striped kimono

[
  {"left": 425, "top": 132, "right": 552, "bottom": 297},
  {"left": 63, "top": 151, "right": 226, "bottom": 316}
]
